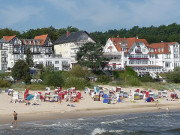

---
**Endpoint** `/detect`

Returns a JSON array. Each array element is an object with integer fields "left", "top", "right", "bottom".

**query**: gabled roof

[
  {"left": 148, "top": 42, "right": 173, "bottom": 54},
  {"left": 109, "top": 37, "right": 149, "bottom": 52},
  {"left": 53, "top": 31, "right": 95, "bottom": 44},
  {"left": 34, "top": 34, "right": 48, "bottom": 45},
  {"left": 3, "top": 35, "right": 16, "bottom": 42}
]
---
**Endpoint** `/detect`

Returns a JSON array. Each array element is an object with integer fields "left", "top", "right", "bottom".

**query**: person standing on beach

[
  {"left": 13, "top": 111, "right": 18, "bottom": 125},
  {"left": 156, "top": 100, "right": 158, "bottom": 108}
]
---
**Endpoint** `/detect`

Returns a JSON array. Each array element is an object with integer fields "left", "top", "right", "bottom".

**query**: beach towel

[{"left": 26, "top": 95, "right": 34, "bottom": 100}]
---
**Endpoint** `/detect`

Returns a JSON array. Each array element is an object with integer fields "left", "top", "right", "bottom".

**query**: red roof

[
  {"left": 34, "top": 34, "right": 48, "bottom": 45},
  {"left": 148, "top": 42, "right": 174, "bottom": 54},
  {"left": 110, "top": 37, "right": 149, "bottom": 53},
  {"left": 3, "top": 35, "right": 16, "bottom": 42}
]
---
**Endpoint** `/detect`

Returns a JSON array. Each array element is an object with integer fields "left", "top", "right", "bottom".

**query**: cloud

[
  {"left": 125, "top": 0, "right": 180, "bottom": 27},
  {"left": 46, "top": 0, "right": 180, "bottom": 30},
  {"left": 46, "top": 0, "right": 124, "bottom": 26},
  {"left": 0, "top": 5, "right": 43, "bottom": 27}
]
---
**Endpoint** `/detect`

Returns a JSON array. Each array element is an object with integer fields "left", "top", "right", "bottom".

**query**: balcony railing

[
  {"left": 129, "top": 57, "right": 148, "bottom": 60},
  {"left": 135, "top": 51, "right": 142, "bottom": 53},
  {"left": 1, "top": 53, "right": 7, "bottom": 56}
]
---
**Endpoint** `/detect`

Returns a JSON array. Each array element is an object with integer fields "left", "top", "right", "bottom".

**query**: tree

[
  {"left": 11, "top": 60, "right": 31, "bottom": 84},
  {"left": 41, "top": 66, "right": 64, "bottom": 87},
  {"left": 25, "top": 47, "right": 34, "bottom": 67},
  {"left": 166, "top": 67, "right": 180, "bottom": 83},
  {"left": 77, "top": 42, "right": 109, "bottom": 70},
  {"left": 69, "top": 64, "right": 89, "bottom": 79}
]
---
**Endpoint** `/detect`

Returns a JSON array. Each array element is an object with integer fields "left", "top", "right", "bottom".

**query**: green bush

[
  {"left": 64, "top": 77, "right": 89, "bottom": 90},
  {"left": 97, "top": 75, "right": 111, "bottom": 83},
  {"left": 0, "top": 80, "right": 12, "bottom": 87},
  {"left": 139, "top": 74, "right": 155, "bottom": 82},
  {"left": 126, "top": 76, "right": 141, "bottom": 86},
  {"left": 69, "top": 64, "right": 89, "bottom": 78},
  {"left": 43, "top": 71, "right": 64, "bottom": 87}
]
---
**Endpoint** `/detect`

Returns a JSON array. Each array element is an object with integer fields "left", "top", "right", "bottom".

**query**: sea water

[{"left": 0, "top": 111, "right": 180, "bottom": 135}]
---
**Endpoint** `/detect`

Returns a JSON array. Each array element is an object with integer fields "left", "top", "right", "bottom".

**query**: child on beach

[{"left": 156, "top": 100, "right": 158, "bottom": 108}]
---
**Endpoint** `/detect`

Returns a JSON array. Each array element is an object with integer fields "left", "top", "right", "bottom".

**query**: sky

[{"left": 1, "top": 0, "right": 180, "bottom": 33}]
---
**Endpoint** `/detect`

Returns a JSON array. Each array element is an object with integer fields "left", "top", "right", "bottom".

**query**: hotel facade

[
  {"left": 103, "top": 37, "right": 180, "bottom": 77},
  {"left": 0, "top": 34, "right": 70, "bottom": 72}
]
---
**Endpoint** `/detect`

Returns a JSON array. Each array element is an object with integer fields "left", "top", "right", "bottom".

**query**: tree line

[{"left": 1, "top": 23, "right": 180, "bottom": 44}]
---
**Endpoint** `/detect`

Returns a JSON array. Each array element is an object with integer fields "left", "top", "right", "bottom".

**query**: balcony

[
  {"left": 33, "top": 51, "right": 41, "bottom": 54},
  {"left": 1, "top": 61, "right": 8, "bottom": 63},
  {"left": 135, "top": 50, "right": 142, "bottom": 53},
  {"left": 1, "top": 53, "right": 7, "bottom": 56},
  {"left": 13, "top": 51, "right": 20, "bottom": 54},
  {"left": 129, "top": 57, "right": 148, "bottom": 60},
  {"left": 62, "top": 64, "right": 70, "bottom": 67}
]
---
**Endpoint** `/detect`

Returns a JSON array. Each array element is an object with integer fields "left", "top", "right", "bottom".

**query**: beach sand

[{"left": 0, "top": 85, "right": 180, "bottom": 124}]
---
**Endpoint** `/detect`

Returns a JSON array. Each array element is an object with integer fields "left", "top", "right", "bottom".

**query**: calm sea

[{"left": 0, "top": 111, "right": 180, "bottom": 135}]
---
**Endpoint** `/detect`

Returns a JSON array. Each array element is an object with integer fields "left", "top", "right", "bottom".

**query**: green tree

[
  {"left": 166, "top": 67, "right": 180, "bottom": 83},
  {"left": 77, "top": 42, "right": 109, "bottom": 70},
  {"left": 69, "top": 64, "right": 89, "bottom": 79},
  {"left": 11, "top": 60, "right": 31, "bottom": 83},
  {"left": 25, "top": 47, "right": 34, "bottom": 67}
]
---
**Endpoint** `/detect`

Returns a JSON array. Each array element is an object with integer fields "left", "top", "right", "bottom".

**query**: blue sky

[{"left": 1, "top": 0, "right": 180, "bottom": 33}]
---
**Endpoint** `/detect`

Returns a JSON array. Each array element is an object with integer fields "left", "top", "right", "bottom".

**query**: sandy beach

[{"left": 1, "top": 85, "right": 180, "bottom": 125}]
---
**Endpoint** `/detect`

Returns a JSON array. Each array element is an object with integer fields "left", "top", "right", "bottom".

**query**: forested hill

[
  {"left": 1, "top": 23, "right": 180, "bottom": 45},
  {"left": 91, "top": 23, "right": 180, "bottom": 45}
]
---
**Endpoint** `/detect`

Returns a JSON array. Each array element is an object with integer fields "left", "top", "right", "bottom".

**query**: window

[
  {"left": 165, "top": 54, "right": 170, "bottom": 59},
  {"left": 165, "top": 62, "right": 170, "bottom": 67},
  {"left": 55, "top": 61, "right": 59, "bottom": 64},
  {"left": 158, "top": 48, "right": 160, "bottom": 52},
  {"left": 174, "top": 54, "right": 178, "bottom": 58},
  {"left": 168, "top": 47, "right": 171, "bottom": 52},
  {"left": 161, "top": 48, "right": 164, "bottom": 52},
  {"left": 54, "top": 67, "right": 59, "bottom": 71}
]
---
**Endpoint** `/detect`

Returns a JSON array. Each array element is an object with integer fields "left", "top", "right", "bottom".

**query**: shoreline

[{"left": 0, "top": 102, "right": 179, "bottom": 125}]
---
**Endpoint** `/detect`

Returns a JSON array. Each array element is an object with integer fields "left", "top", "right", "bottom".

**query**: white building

[
  {"left": 1, "top": 34, "right": 70, "bottom": 72},
  {"left": 0, "top": 38, "right": 9, "bottom": 71},
  {"left": 53, "top": 31, "right": 96, "bottom": 68},
  {"left": 103, "top": 37, "right": 180, "bottom": 77}
]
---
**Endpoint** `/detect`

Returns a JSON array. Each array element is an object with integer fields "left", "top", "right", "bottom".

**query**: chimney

[{"left": 66, "top": 31, "right": 70, "bottom": 37}]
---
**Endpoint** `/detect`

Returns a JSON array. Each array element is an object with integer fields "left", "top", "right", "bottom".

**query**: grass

[
  {"left": 7, "top": 83, "right": 56, "bottom": 92},
  {"left": 2, "top": 80, "right": 180, "bottom": 92}
]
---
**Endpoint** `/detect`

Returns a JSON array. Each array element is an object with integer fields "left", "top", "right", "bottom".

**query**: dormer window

[
  {"left": 136, "top": 42, "right": 140, "bottom": 47},
  {"left": 168, "top": 47, "right": 171, "bottom": 52},
  {"left": 161, "top": 48, "right": 164, "bottom": 52},
  {"left": 123, "top": 48, "right": 127, "bottom": 51},
  {"left": 158, "top": 48, "right": 160, "bottom": 52}
]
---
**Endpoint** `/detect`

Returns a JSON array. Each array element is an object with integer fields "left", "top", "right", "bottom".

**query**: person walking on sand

[
  {"left": 13, "top": 111, "right": 18, "bottom": 125},
  {"left": 156, "top": 100, "right": 158, "bottom": 108}
]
